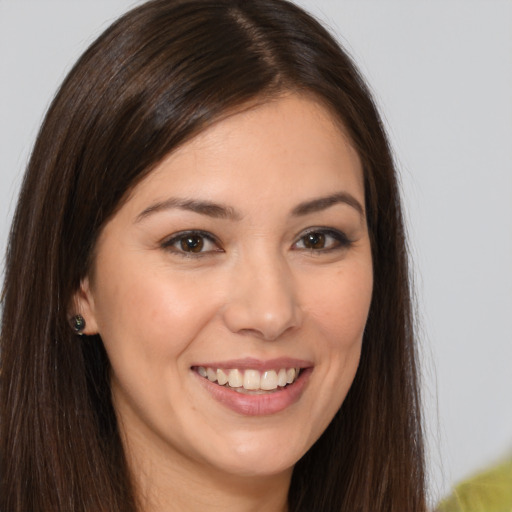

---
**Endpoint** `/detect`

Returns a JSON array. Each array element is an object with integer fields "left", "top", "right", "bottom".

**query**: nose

[{"left": 221, "top": 254, "right": 303, "bottom": 341}]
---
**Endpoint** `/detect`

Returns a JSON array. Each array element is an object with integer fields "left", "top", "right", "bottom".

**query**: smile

[
  {"left": 195, "top": 366, "right": 301, "bottom": 394},
  {"left": 192, "top": 358, "right": 312, "bottom": 415}
]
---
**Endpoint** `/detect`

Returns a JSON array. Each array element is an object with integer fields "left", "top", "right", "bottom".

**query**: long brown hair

[{"left": 0, "top": 1, "right": 426, "bottom": 510}]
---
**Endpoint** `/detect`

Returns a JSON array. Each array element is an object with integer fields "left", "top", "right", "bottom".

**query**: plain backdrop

[{"left": 1, "top": 0, "right": 511, "bottom": 506}]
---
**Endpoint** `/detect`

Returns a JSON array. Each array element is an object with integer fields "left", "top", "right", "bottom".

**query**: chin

[
  {"left": 213, "top": 454, "right": 296, "bottom": 479},
  {"left": 201, "top": 428, "right": 310, "bottom": 478}
]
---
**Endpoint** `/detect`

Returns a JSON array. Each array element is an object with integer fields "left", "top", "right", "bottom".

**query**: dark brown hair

[{"left": 0, "top": 0, "right": 426, "bottom": 510}]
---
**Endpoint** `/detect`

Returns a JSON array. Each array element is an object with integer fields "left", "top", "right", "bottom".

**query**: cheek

[
  {"left": 90, "top": 263, "right": 228, "bottom": 438},
  {"left": 301, "top": 259, "right": 372, "bottom": 424},
  {"left": 91, "top": 261, "right": 225, "bottom": 365},
  {"left": 303, "top": 261, "right": 373, "bottom": 347}
]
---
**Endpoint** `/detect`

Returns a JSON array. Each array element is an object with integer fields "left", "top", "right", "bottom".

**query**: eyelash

[
  {"left": 160, "top": 230, "right": 221, "bottom": 257},
  {"left": 292, "top": 228, "right": 352, "bottom": 252},
  {"left": 160, "top": 228, "right": 352, "bottom": 257}
]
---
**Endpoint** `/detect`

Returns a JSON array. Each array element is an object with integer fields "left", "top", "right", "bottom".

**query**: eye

[
  {"left": 293, "top": 228, "right": 351, "bottom": 252},
  {"left": 161, "top": 230, "right": 221, "bottom": 256},
  {"left": 302, "top": 232, "right": 327, "bottom": 250}
]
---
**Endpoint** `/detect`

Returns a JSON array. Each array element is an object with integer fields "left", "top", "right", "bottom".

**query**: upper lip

[{"left": 191, "top": 357, "right": 313, "bottom": 372}]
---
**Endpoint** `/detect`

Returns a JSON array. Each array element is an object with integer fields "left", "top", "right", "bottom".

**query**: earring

[{"left": 72, "top": 314, "right": 86, "bottom": 335}]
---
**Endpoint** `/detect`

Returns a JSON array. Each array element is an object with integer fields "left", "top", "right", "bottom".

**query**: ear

[{"left": 71, "top": 277, "right": 100, "bottom": 335}]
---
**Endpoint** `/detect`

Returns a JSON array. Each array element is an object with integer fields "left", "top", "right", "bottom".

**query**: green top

[{"left": 438, "top": 457, "right": 512, "bottom": 512}]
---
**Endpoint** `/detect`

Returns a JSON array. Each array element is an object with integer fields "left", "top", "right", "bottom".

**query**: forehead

[
  {"left": 108, "top": 94, "right": 365, "bottom": 232},
  {"left": 133, "top": 95, "right": 362, "bottom": 200}
]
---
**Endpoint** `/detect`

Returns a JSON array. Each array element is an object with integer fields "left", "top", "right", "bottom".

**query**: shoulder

[{"left": 437, "top": 457, "right": 512, "bottom": 512}]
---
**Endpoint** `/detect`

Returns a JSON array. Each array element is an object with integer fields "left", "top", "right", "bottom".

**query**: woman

[{"left": 0, "top": 0, "right": 426, "bottom": 510}]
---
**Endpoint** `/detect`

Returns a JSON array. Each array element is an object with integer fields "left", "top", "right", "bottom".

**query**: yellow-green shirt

[{"left": 438, "top": 457, "right": 512, "bottom": 512}]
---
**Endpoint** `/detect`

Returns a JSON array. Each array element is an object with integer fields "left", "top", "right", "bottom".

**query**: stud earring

[{"left": 72, "top": 314, "right": 86, "bottom": 335}]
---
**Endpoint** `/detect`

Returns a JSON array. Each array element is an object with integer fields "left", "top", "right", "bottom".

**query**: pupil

[
  {"left": 181, "top": 235, "right": 204, "bottom": 252},
  {"left": 305, "top": 232, "right": 325, "bottom": 249}
]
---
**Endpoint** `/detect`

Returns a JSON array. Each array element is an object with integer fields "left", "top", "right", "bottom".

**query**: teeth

[
  {"left": 206, "top": 367, "right": 217, "bottom": 382},
  {"left": 228, "top": 369, "right": 243, "bottom": 388},
  {"left": 197, "top": 366, "right": 301, "bottom": 391},
  {"left": 217, "top": 368, "right": 228, "bottom": 385},
  {"left": 243, "top": 369, "right": 261, "bottom": 390},
  {"left": 286, "top": 368, "right": 296, "bottom": 384},
  {"left": 260, "top": 370, "right": 278, "bottom": 390},
  {"left": 277, "top": 368, "right": 287, "bottom": 387}
]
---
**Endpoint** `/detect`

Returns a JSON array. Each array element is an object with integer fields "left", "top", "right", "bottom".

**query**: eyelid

[
  {"left": 159, "top": 227, "right": 351, "bottom": 256},
  {"left": 160, "top": 230, "right": 222, "bottom": 256},
  {"left": 293, "top": 227, "right": 352, "bottom": 251}
]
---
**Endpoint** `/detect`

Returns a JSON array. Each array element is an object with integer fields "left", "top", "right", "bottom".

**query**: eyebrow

[
  {"left": 291, "top": 192, "right": 364, "bottom": 218},
  {"left": 135, "top": 198, "right": 242, "bottom": 222},
  {"left": 135, "top": 191, "right": 364, "bottom": 223}
]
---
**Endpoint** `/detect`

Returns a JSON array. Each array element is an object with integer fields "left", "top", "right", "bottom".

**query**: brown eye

[
  {"left": 180, "top": 235, "right": 204, "bottom": 253},
  {"left": 293, "top": 228, "right": 351, "bottom": 252},
  {"left": 162, "top": 230, "right": 221, "bottom": 256},
  {"left": 302, "top": 232, "right": 326, "bottom": 249}
]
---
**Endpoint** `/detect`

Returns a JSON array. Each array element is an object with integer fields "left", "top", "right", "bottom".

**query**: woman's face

[{"left": 77, "top": 95, "right": 373, "bottom": 481}]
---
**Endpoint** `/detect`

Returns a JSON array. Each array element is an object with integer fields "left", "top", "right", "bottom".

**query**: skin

[{"left": 75, "top": 94, "right": 373, "bottom": 512}]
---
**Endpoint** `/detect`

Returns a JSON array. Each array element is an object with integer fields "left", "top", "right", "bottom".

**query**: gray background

[{"left": 1, "top": 0, "right": 511, "bottom": 505}]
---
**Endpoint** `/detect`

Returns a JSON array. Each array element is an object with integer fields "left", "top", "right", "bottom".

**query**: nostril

[{"left": 231, "top": 319, "right": 300, "bottom": 342}]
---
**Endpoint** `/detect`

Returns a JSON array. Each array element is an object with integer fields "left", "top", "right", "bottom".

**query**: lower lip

[{"left": 194, "top": 368, "right": 312, "bottom": 416}]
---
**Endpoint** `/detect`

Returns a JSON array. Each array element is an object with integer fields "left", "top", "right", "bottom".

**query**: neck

[{"left": 141, "top": 467, "right": 290, "bottom": 512}]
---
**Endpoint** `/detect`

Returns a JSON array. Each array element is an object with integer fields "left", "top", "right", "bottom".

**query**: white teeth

[
  {"left": 243, "top": 369, "right": 261, "bottom": 390},
  {"left": 197, "top": 366, "right": 301, "bottom": 391},
  {"left": 217, "top": 368, "right": 228, "bottom": 385},
  {"left": 286, "top": 368, "right": 296, "bottom": 384},
  {"left": 206, "top": 367, "right": 217, "bottom": 382},
  {"left": 277, "top": 368, "right": 287, "bottom": 387},
  {"left": 260, "top": 370, "right": 278, "bottom": 390},
  {"left": 228, "top": 369, "right": 243, "bottom": 388}
]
